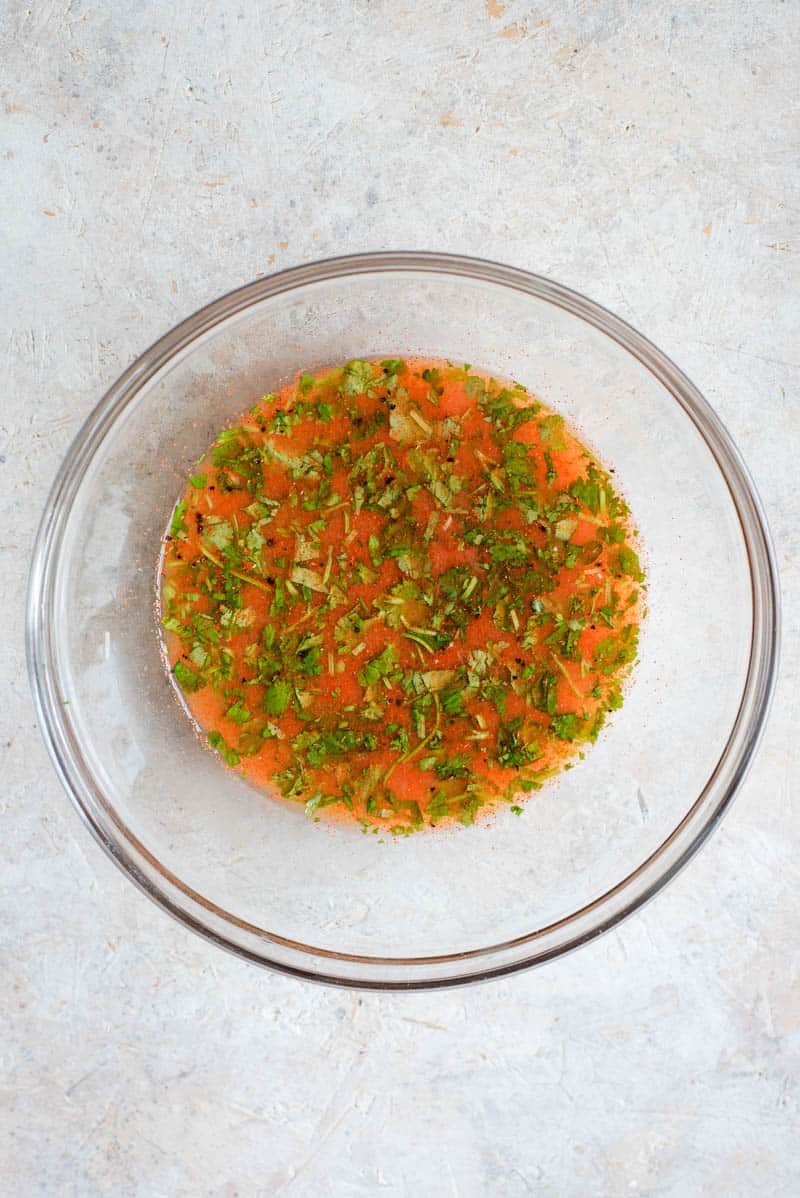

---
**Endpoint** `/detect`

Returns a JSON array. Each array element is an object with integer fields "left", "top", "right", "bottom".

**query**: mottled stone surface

[{"left": 2, "top": 2, "right": 798, "bottom": 1194}]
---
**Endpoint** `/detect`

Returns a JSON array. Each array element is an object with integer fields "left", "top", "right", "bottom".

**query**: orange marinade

[{"left": 160, "top": 359, "right": 643, "bottom": 834}]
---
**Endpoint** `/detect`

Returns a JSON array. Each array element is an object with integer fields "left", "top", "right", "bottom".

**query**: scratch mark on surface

[
  {"left": 304, "top": 117, "right": 347, "bottom": 157},
  {"left": 271, "top": 1106, "right": 350, "bottom": 1195},
  {"left": 689, "top": 338, "right": 800, "bottom": 371},
  {"left": 66, "top": 1063, "right": 103, "bottom": 1098},
  {"left": 401, "top": 1016, "right": 447, "bottom": 1031},
  {"left": 759, "top": 984, "right": 776, "bottom": 1039},
  {"left": 226, "top": 1101, "right": 277, "bottom": 1126},
  {"left": 255, "top": 5, "right": 283, "bottom": 183},
  {"left": 594, "top": 224, "right": 641, "bottom": 325},
  {"left": 75, "top": 1098, "right": 115, "bottom": 1154},
  {"left": 637, "top": 787, "right": 649, "bottom": 821},
  {"left": 137, "top": 80, "right": 179, "bottom": 237},
  {"left": 57, "top": 0, "right": 75, "bottom": 33}
]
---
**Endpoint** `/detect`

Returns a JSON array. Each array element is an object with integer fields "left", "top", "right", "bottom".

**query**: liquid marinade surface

[{"left": 161, "top": 359, "right": 643, "bottom": 835}]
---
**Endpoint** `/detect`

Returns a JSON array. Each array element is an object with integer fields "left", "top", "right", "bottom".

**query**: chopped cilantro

[
  {"left": 615, "top": 545, "right": 644, "bottom": 582},
  {"left": 570, "top": 466, "right": 603, "bottom": 514},
  {"left": 496, "top": 719, "right": 540, "bottom": 769},
  {"left": 173, "top": 659, "right": 203, "bottom": 691},
  {"left": 434, "top": 753, "right": 472, "bottom": 780},
  {"left": 539, "top": 414, "right": 565, "bottom": 448},
  {"left": 359, "top": 645, "right": 398, "bottom": 688},
  {"left": 340, "top": 359, "right": 378, "bottom": 396},
  {"left": 161, "top": 357, "right": 643, "bottom": 832},
  {"left": 208, "top": 729, "right": 240, "bottom": 766},
  {"left": 264, "top": 680, "right": 292, "bottom": 715},
  {"left": 169, "top": 500, "right": 188, "bottom": 541},
  {"left": 551, "top": 713, "right": 582, "bottom": 741},
  {"left": 225, "top": 700, "right": 252, "bottom": 724}
]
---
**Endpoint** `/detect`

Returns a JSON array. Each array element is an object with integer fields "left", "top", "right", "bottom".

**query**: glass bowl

[{"left": 27, "top": 252, "right": 779, "bottom": 989}]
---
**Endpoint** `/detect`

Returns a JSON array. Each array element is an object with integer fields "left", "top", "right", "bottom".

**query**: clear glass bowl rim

[{"left": 26, "top": 251, "right": 780, "bottom": 989}]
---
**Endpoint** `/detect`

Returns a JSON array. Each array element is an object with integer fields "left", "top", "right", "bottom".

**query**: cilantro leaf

[
  {"left": 434, "top": 753, "right": 472, "bottom": 780},
  {"left": 169, "top": 500, "right": 188, "bottom": 541},
  {"left": 264, "top": 679, "right": 292, "bottom": 715},
  {"left": 340, "top": 360, "right": 378, "bottom": 396},
  {"left": 225, "top": 700, "right": 252, "bottom": 724},
  {"left": 173, "top": 659, "right": 203, "bottom": 692},
  {"left": 358, "top": 644, "right": 398, "bottom": 688},
  {"left": 496, "top": 719, "right": 540, "bottom": 769},
  {"left": 550, "top": 713, "right": 582, "bottom": 741},
  {"left": 208, "top": 729, "right": 240, "bottom": 766},
  {"left": 615, "top": 545, "right": 644, "bottom": 582}
]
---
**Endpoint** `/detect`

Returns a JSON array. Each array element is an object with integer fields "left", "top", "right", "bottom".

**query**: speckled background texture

[{"left": 2, "top": 2, "right": 799, "bottom": 1195}]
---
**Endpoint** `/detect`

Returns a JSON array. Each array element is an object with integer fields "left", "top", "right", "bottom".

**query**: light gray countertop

[{"left": 2, "top": 2, "right": 798, "bottom": 1194}]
